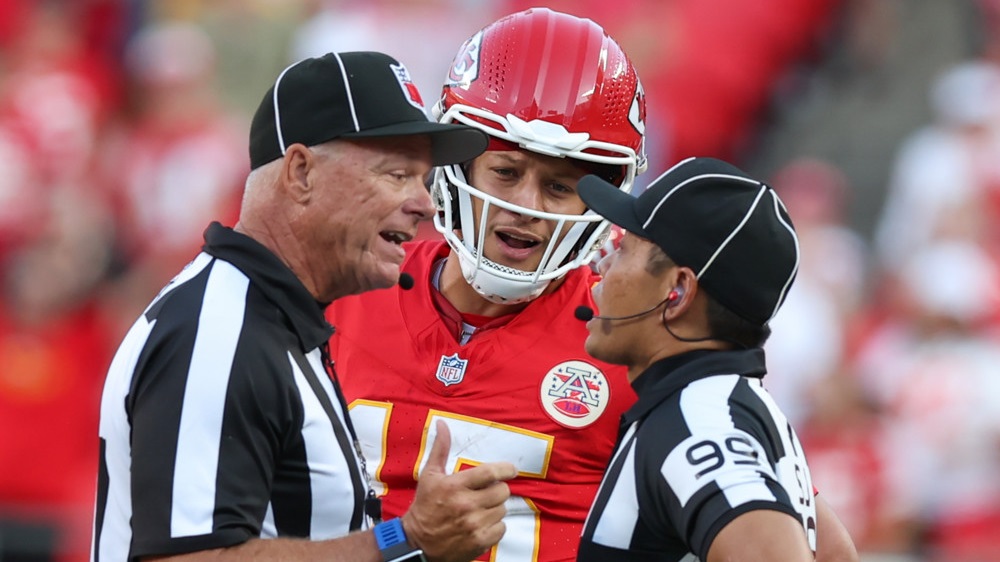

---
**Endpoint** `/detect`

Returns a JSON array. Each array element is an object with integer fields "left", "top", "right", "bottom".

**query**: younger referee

[{"left": 575, "top": 157, "right": 846, "bottom": 561}]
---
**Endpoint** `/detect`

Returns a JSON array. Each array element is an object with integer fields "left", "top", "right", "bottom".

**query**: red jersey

[{"left": 327, "top": 240, "right": 635, "bottom": 562}]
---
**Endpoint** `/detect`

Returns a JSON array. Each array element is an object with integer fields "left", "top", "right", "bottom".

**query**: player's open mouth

[
  {"left": 497, "top": 232, "right": 540, "bottom": 250},
  {"left": 380, "top": 231, "right": 412, "bottom": 246}
]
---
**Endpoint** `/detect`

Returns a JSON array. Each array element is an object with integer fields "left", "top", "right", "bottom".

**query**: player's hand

[{"left": 401, "top": 420, "right": 516, "bottom": 562}]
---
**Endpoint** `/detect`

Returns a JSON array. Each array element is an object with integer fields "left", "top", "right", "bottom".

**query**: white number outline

[
  {"left": 348, "top": 399, "right": 393, "bottom": 496},
  {"left": 349, "top": 402, "right": 554, "bottom": 561}
]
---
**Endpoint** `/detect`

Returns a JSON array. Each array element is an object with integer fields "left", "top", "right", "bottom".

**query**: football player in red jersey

[
  {"left": 327, "top": 8, "right": 644, "bottom": 561},
  {"left": 328, "top": 7, "right": 858, "bottom": 562}
]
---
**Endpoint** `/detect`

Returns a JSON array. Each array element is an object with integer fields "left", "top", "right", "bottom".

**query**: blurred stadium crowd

[{"left": 1, "top": 0, "right": 1000, "bottom": 561}]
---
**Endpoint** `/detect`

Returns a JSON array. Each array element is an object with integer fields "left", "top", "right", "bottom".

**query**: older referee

[
  {"left": 92, "top": 52, "right": 515, "bottom": 562},
  {"left": 575, "top": 157, "right": 857, "bottom": 561}
]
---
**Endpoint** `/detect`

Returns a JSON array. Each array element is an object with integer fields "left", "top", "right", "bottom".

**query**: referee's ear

[
  {"left": 661, "top": 266, "right": 699, "bottom": 322},
  {"left": 281, "top": 142, "right": 314, "bottom": 204}
]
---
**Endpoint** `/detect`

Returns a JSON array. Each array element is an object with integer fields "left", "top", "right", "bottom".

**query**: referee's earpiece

[{"left": 666, "top": 286, "right": 685, "bottom": 307}]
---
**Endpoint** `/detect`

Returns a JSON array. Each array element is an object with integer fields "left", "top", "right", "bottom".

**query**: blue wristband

[
  {"left": 373, "top": 518, "right": 425, "bottom": 562},
  {"left": 373, "top": 517, "right": 406, "bottom": 550}
]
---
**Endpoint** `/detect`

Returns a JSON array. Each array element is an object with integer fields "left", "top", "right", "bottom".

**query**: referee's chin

[
  {"left": 585, "top": 332, "right": 624, "bottom": 368},
  {"left": 583, "top": 333, "right": 606, "bottom": 362},
  {"left": 323, "top": 264, "right": 399, "bottom": 303},
  {"left": 367, "top": 263, "right": 404, "bottom": 292}
]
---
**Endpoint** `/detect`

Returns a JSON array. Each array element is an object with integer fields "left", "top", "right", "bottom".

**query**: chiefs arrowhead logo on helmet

[
  {"left": 447, "top": 30, "right": 483, "bottom": 87},
  {"left": 629, "top": 79, "right": 646, "bottom": 136}
]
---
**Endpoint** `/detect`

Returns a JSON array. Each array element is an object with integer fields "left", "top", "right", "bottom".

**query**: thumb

[{"left": 423, "top": 419, "right": 452, "bottom": 476}]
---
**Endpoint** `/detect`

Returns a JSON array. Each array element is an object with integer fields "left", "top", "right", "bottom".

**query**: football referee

[
  {"left": 92, "top": 52, "right": 516, "bottom": 562},
  {"left": 574, "top": 157, "right": 857, "bottom": 561}
]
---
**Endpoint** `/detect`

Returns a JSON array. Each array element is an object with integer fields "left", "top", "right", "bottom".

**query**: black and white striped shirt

[
  {"left": 578, "top": 349, "right": 817, "bottom": 561},
  {"left": 92, "top": 222, "right": 367, "bottom": 562}
]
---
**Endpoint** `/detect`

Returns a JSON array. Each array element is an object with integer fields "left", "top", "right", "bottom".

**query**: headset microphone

[
  {"left": 574, "top": 290, "right": 680, "bottom": 322},
  {"left": 398, "top": 272, "right": 415, "bottom": 291}
]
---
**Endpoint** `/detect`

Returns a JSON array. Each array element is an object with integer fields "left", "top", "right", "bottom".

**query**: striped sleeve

[
  {"left": 645, "top": 375, "right": 806, "bottom": 559},
  {"left": 580, "top": 368, "right": 816, "bottom": 560},
  {"left": 128, "top": 259, "right": 275, "bottom": 556},
  {"left": 96, "top": 257, "right": 299, "bottom": 560},
  {"left": 95, "top": 253, "right": 215, "bottom": 562},
  {"left": 95, "top": 240, "right": 369, "bottom": 562}
]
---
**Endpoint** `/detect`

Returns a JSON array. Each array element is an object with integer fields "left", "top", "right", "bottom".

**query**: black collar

[
  {"left": 202, "top": 222, "right": 333, "bottom": 352},
  {"left": 623, "top": 348, "right": 767, "bottom": 426}
]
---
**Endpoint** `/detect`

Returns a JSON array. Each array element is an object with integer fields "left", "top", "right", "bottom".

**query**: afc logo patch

[
  {"left": 435, "top": 353, "right": 468, "bottom": 386},
  {"left": 539, "top": 360, "right": 610, "bottom": 428}
]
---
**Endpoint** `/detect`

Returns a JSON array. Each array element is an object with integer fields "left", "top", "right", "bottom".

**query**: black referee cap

[
  {"left": 249, "top": 51, "right": 488, "bottom": 169},
  {"left": 579, "top": 157, "right": 800, "bottom": 326}
]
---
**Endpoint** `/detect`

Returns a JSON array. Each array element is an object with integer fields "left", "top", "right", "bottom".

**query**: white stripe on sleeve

[{"left": 171, "top": 261, "right": 249, "bottom": 537}]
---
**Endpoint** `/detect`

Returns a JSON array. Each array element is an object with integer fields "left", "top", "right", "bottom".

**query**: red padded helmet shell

[{"left": 441, "top": 7, "right": 645, "bottom": 161}]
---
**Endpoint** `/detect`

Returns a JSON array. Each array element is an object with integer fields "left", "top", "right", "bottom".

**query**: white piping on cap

[
  {"left": 332, "top": 52, "right": 360, "bottom": 132},
  {"left": 271, "top": 59, "right": 306, "bottom": 155},
  {"left": 643, "top": 171, "right": 759, "bottom": 232},
  {"left": 767, "top": 190, "right": 800, "bottom": 321},
  {"left": 696, "top": 184, "right": 767, "bottom": 280}
]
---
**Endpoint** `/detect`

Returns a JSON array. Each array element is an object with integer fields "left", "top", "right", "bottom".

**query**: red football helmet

[{"left": 431, "top": 7, "right": 647, "bottom": 303}]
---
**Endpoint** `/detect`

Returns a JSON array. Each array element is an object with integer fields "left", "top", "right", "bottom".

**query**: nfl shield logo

[{"left": 435, "top": 353, "right": 468, "bottom": 386}]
